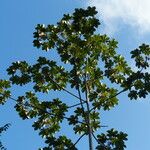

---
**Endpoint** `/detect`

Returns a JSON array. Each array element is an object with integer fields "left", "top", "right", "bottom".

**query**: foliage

[
  {"left": 0, "top": 124, "right": 10, "bottom": 150},
  {"left": 96, "top": 129, "right": 128, "bottom": 150},
  {"left": 0, "top": 80, "right": 11, "bottom": 105},
  {"left": 0, "top": 6, "right": 150, "bottom": 150}
]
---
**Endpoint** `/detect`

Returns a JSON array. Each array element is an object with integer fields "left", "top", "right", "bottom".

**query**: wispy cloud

[{"left": 86, "top": 0, "right": 150, "bottom": 35}]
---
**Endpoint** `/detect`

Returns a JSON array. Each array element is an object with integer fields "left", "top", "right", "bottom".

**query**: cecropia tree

[{"left": 0, "top": 7, "right": 150, "bottom": 150}]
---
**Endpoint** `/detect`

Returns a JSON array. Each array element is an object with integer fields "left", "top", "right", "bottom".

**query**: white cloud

[{"left": 86, "top": 0, "right": 150, "bottom": 35}]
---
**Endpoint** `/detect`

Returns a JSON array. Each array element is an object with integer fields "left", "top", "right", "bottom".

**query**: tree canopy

[{"left": 0, "top": 6, "right": 150, "bottom": 150}]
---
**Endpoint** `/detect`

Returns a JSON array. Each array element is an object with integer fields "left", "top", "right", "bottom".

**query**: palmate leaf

[
  {"left": 7, "top": 61, "right": 31, "bottom": 85},
  {"left": 96, "top": 129, "right": 128, "bottom": 150},
  {"left": 131, "top": 44, "right": 150, "bottom": 69},
  {"left": 39, "top": 135, "right": 77, "bottom": 150},
  {"left": 30, "top": 57, "right": 69, "bottom": 92},
  {"left": 0, "top": 80, "right": 11, "bottom": 105},
  {"left": 7, "top": 57, "right": 69, "bottom": 93}
]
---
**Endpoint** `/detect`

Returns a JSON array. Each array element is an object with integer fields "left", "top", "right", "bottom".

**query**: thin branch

[
  {"left": 73, "top": 60, "right": 86, "bottom": 118},
  {"left": 84, "top": 65, "right": 94, "bottom": 150},
  {"left": 99, "top": 125, "right": 108, "bottom": 128},
  {"left": 67, "top": 102, "right": 84, "bottom": 109},
  {"left": 49, "top": 76, "right": 86, "bottom": 103},
  {"left": 77, "top": 87, "right": 86, "bottom": 114},
  {"left": 71, "top": 133, "right": 86, "bottom": 148},
  {"left": 92, "top": 132, "right": 100, "bottom": 144},
  {"left": 92, "top": 132, "right": 108, "bottom": 150},
  {"left": 90, "top": 88, "right": 127, "bottom": 112}
]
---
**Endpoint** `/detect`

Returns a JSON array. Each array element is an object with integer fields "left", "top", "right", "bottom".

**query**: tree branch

[
  {"left": 84, "top": 67, "right": 94, "bottom": 150},
  {"left": 49, "top": 76, "right": 86, "bottom": 103},
  {"left": 0, "top": 93, "right": 86, "bottom": 125},
  {"left": 92, "top": 132, "right": 108, "bottom": 150},
  {"left": 73, "top": 60, "right": 86, "bottom": 119},
  {"left": 71, "top": 133, "right": 86, "bottom": 148},
  {"left": 90, "top": 88, "right": 128, "bottom": 112},
  {"left": 67, "top": 102, "right": 84, "bottom": 109}
]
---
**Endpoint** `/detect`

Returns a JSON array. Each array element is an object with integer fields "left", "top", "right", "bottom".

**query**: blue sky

[{"left": 0, "top": 0, "right": 150, "bottom": 150}]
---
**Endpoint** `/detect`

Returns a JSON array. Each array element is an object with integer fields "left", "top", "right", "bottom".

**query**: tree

[{"left": 0, "top": 6, "right": 150, "bottom": 150}]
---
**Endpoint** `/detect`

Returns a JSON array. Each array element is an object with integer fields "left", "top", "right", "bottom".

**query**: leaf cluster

[
  {"left": 96, "top": 129, "right": 127, "bottom": 150},
  {"left": 0, "top": 80, "right": 11, "bottom": 105},
  {"left": 0, "top": 124, "right": 10, "bottom": 150}
]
